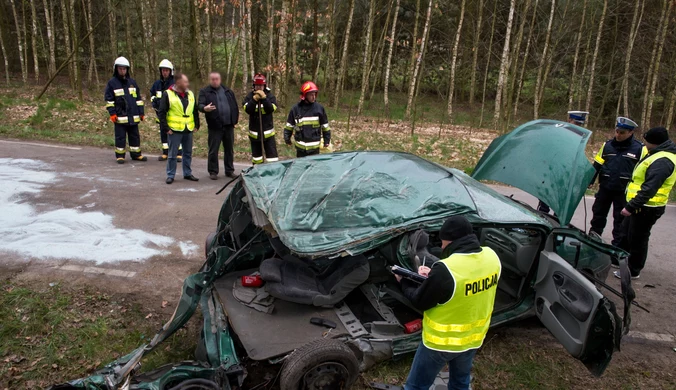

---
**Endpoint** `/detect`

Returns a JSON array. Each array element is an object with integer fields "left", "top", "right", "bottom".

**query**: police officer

[
  {"left": 397, "top": 216, "right": 501, "bottom": 390},
  {"left": 283, "top": 81, "right": 331, "bottom": 157},
  {"left": 537, "top": 111, "right": 589, "bottom": 214},
  {"left": 589, "top": 117, "right": 646, "bottom": 248},
  {"left": 104, "top": 57, "right": 147, "bottom": 164},
  {"left": 243, "top": 74, "right": 279, "bottom": 164},
  {"left": 150, "top": 59, "right": 181, "bottom": 162},
  {"left": 615, "top": 127, "right": 676, "bottom": 280},
  {"left": 157, "top": 72, "right": 200, "bottom": 184}
]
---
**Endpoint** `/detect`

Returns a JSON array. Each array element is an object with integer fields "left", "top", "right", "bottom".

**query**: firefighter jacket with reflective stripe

[
  {"left": 284, "top": 101, "right": 331, "bottom": 150},
  {"left": 626, "top": 141, "right": 676, "bottom": 209},
  {"left": 593, "top": 136, "right": 647, "bottom": 192},
  {"left": 422, "top": 247, "right": 501, "bottom": 353},
  {"left": 243, "top": 89, "right": 278, "bottom": 139},
  {"left": 150, "top": 75, "right": 174, "bottom": 112},
  {"left": 104, "top": 76, "right": 144, "bottom": 125}
]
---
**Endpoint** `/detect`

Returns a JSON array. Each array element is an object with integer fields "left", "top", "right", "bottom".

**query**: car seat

[
  {"left": 259, "top": 255, "right": 370, "bottom": 307},
  {"left": 407, "top": 230, "right": 440, "bottom": 269}
]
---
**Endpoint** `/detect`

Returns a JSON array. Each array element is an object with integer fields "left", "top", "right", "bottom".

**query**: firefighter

[
  {"left": 150, "top": 59, "right": 181, "bottom": 162},
  {"left": 589, "top": 117, "right": 646, "bottom": 249},
  {"left": 615, "top": 127, "right": 676, "bottom": 280},
  {"left": 104, "top": 56, "right": 147, "bottom": 163},
  {"left": 283, "top": 81, "right": 331, "bottom": 157},
  {"left": 243, "top": 73, "right": 279, "bottom": 164}
]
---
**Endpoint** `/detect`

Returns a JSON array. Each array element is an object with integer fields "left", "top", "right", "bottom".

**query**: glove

[
  {"left": 140, "top": 115, "right": 145, "bottom": 121},
  {"left": 253, "top": 94, "right": 260, "bottom": 102},
  {"left": 110, "top": 115, "right": 117, "bottom": 123},
  {"left": 255, "top": 90, "right": 267, "bottom": 100}
]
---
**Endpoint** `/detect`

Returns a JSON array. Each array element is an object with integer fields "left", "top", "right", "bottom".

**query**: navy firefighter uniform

[
  {"left": 283, "top": 81, "right": 331, "bottom": 158},
  {"left": 104, "top": 56, "right": 147, "bottom": 163},
  {"left": 590, "top": 117, "right": 646, "bottom": 246},
  {"left": 149, "top": 59, "right": 181, "bottom": 161},
  {"left": 243, "top": 73, "right": 279, "bottom": 164}
]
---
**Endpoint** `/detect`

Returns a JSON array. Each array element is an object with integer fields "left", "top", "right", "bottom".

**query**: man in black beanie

[
  {"left": 397, "top": 216, "right": 501, "bottom": 390},
  {"left": 616, "top": 127, "right": 676, "bottom": 279}
]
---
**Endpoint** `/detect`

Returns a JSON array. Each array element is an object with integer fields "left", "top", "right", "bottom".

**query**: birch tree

[
  {"left": 167, "top": 0, "right": 174, "bottom": 59},
  {"left": 479, "top": 0, "right": 498, "bottom": 127},
  {"left": 513, "top": 0, "right": 538, "bottom": 118},
  {"left": 278, "top": 0, "right": 290, "bottom": 103},
  {"left": 621, "top": 0, "right": 645, "bottom": 117},
  {"left": 533, "top": 0, "right": 556, "bottom": 119},
  {"left": 123, "top": 3, "right": 133, "bottom": 56},
  {"left": 468, "top": 0, "right": 484, "bottom": 105},
  {"left": 106, "top": 0, "right": 116, "bottom": 65},
  {"left": 405, "top": 0, "right": 433, "bottom": 119},
  {"left": 240, "top": 2, "right": 249, "bottom": 95},
  {"left": 9, "top": 0, "right": 27, "bottom": 84},
  {"left": 383, "top": 0, "right": 400, "bottom": 111},
  {"left": 644, "top": 0, "right": 673, "bottom": 128},
  {"left": 493, "top": 0, "right": 516, "bottom": 128},
  {"left": 333, "top": 0, "right": 355, "bottom": 107},
  {"left": 246, "top": 0, "right": 255, "bottom": 78},
  {"left": 85, "top": 0, "right": 99, "bottom": 85},
  {"left": 447, "top": 0, "right": 466, "bottom": 119},
  {"left": 567, "top": 0, "right": 587, "bottom": 111},
  {"left": 584, "top": 0, "right": 606, "bottom": 114},
  {"left": 357, "top": 0, "right": 376, "bottom": 114},
  {"left": 407, "top": 0, "right": 421, "bottom": 91},
  {"left": 192, "top": 0, "right": 205, "bottom": 81},
  {"left": 29, "top": 0, "right": 40, "bottom": 82},
  {"left": 505, "top": 0, "right": 531, "bottom": 118},
  {"left": 0, "top": 25, "right": 9, "bottom": 84}
]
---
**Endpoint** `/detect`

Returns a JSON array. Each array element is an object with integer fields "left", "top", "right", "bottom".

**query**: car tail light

[
  {"left": 404, "top": 319, "right": 422, "bottom": 334},
  {"left": 241, "top": 275, "right": 263, "bottom": 287}
]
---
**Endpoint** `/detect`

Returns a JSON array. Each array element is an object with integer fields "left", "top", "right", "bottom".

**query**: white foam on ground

[
  {"left": 179, "top": 241, "right": 200, "bottom": 256},
  {"left": 0, "top": 158, "right": 186, "bottom": 264},
  {"left": 176, "top": 188, "right": 199, "bottom": 192}
]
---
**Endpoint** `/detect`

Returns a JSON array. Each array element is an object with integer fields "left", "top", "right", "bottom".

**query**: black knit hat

[
  {"left": 644, "top": 127, "right": 669, "bottom": 145},
  {"left": 439, "top": 215, "right": 473, "bottom": 241}
]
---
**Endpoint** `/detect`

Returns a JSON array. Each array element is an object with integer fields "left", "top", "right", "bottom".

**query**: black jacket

[
  {"left": 626, "top": 140, "right": 676, "bottom": 213},
  {"left": 283, "top": 100, "right": 331, "bottom": 147},
  {"left": 104, "top": 68, "right": 144, "bottom": 125},
  {"left": 243, "top": 88, "right": 278, "bottom": 135},
  {"left": 150, "top": 73, "right": 175, "bottom": 111},
  {"left": 401, "top": 234, "right": 482, "bottom": 312},
  {"left": 198, "top": 84, "right": 239, "bottom": 129},
  {"left": 592, "top": 135, "right": 645, "bottom": 192},
  {"left": 157, "top": 85, "right": 200, "bottom": 133}
]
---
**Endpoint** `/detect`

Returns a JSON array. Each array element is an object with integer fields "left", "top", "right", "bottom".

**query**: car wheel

[
  {"left": 204, "top": 231, "right": 217, "bottom": 258},
  {"left": 280, "top": 339, "right": 360, "bottom": 390}
]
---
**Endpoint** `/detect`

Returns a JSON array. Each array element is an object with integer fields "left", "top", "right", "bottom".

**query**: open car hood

[{"left": 472, "top": 120, "right": 595, "bottom": 225}]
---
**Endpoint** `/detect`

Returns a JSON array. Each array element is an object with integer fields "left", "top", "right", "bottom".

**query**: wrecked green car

[{"left": 52, "top": 120, "right": 634, "bottom": 390}]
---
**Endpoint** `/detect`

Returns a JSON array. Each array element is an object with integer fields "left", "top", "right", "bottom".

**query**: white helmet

[
  {"left": 158, "top": 59, "right": 174, "bottom": 71},
  {"left": 113, "top": 56, "right": 130, "bottom": 69}
]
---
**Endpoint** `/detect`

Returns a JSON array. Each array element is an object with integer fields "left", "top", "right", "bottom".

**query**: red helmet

[
  {"left": 253, "top": 73, "right": 266, "bottom": 86},
  {"left": 300, "top": 81, "right": 319, "bottom": 99}
]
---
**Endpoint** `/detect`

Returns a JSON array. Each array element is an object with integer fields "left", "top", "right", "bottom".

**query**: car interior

[{"left": 213, "top": 225, "right": 545, "bottom": 362}]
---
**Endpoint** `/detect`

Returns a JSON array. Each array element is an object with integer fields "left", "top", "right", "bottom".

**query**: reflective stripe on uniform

[
  {"left": 626, "top": 151, "right": 676, "bottom": 207},
  {"left": 106, "top": 101, "right": 115, "bottom": 108},
  {"left": 252, "top": 156, "right": 264, "bottom": 164},
  {"left": 115, "top": 147, "right": 126, "bottom": 152},
  {"left": 128, "top": 87, "right": 137, "bottom": 97},
  {"left": 423, "top": 316, "right": 488, "bottom": 333},
  {"left": 248, "top": 129, "right": 276, "bottom": 139},
  {"left": 272, "top": 103, "right": 278, "bottom": 112},
  {"left": 156, "top": 91, "right": 163, "bottom": 98},
  {"left": 113, "top": 89, "right": 124, "bottom": 96},
  {"left": 297, "top": 116, "right": 320, "bottom": 125},
  {"left": 423, "top": 332, "right": 486, "bottom": 347},
  {"left": 133, "top": 115, "right": 141, "bottom": 123},
  {"left": 162, "top": 143, "right": 169, "bottom": 149},
  {"left": 294, "top": 140, "right": 321, "bottom": 150},
  {"left": 594, "top": 144, "right": 605, "bottom": 165},
  {"left": 117, "top": 116, "right": 129, "bottom": 123},
  {"left": 129, "top": 146, "right": 141, "bottom": 152},
  {"left": 267, "top": 157, "right": 279, "bottom": 162},
  {"left": 284, "top": 122, "right": 294, "bottom": 130},
  {"left": 322, "top": 123, "right": 330, "bottom": 132},
  {"left": 136, "top": 100, "right": 144, "bottom": 106}
]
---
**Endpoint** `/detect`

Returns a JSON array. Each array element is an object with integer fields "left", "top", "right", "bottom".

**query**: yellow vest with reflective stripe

[
  {"left": 626, "top": 151, "right": 676, "bottom": 207},
  {"left": 422, "top": 247, "right": 501, "bottom": 353},
  {"left": 166, "top": 89, "right": 195, "bottom": 132}
]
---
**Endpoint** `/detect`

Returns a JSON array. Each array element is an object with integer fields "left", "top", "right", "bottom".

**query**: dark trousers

[
  {"left": 114, "top": 124, "right": 141, "bottom": 159},
  {"left": 208, "top": 125, "right": 234, "bottom": 175},
  {"left": 166, "top": 131, "right": 193, "bottom": 178},
  {"left": 590, "top": 188, "right": 627, "bottom": 246},
  {"left": 404, "top": 343, "right": 476, "bottom": 390},
  {"left": 617, "top": 206, "right": 665, "bottom": 276},
  {"left": 160, "top": 127, "right": 181, "bottom": 157},
  {"left": 250, "top": 136, "right": 279, "bottom": 164},
  {"left": 296, "top": 148, "right": 320, "bottom": 158}
]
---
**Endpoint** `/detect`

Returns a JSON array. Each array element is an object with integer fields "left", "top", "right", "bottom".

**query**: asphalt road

[{"left": 0, "top": 138, "right": 673, "bottom": 351}]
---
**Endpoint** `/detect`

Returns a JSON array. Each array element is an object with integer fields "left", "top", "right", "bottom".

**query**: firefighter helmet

[
  {"left": 253, "top": 73, "right": 267, "bottom": 86},
  {"left": 113, "top": 56, "right": 130, "bottom": 70},
  {"left": 300, "top": 81, "right": 319, "bottom": 100},
  {"left": 158, "top": 59, "right": 174, "bottom": 72}
]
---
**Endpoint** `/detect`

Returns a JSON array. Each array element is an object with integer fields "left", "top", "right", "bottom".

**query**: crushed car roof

[{"left": 242, "top": 151, "right": 549, "bottom": 256}]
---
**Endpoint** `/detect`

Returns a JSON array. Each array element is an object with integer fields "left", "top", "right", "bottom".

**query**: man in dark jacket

[
  {"left": 589, "top": 117, "right": 646, "bottom": 247},
  {"left": 198, "top": 72, "right": 240, "bottom": 179},
  {"left": 243, "top": 73, "right": 279, "bottom": 164},
  {"left": 150, "top": 59, "right": 180, "bottom": 161},
  {"left": 615, "top": 127, "right": 676, "bottom": 279},
  {"left": 104, "top": 56, "right": 147, "bottom": 164},
  {"left": 283, "top": 81, "right": 331, "bottom": 157}
]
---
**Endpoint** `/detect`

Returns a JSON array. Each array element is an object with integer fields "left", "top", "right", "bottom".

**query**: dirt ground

[{"left": 1, "top": 140, "right": 675, "bottom": 389}]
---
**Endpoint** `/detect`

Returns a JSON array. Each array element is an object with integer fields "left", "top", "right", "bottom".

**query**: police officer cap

[
  {"left": 439, "top": 216, "right": 474, "bottom": 241},
  {"left": 616, "top": 117, "right": 638, "bottom": 131},
  {"left": 567, "top": 111, "right": 588, "bottom": 124},
  {"left": 644, "top": 127, "right": 669, "bottom": 145}
]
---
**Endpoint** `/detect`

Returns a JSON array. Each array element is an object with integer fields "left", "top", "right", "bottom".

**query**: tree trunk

[
  {"left": 278, "top": 0, "right": 290, "bottom": 104},
  {"left": 644, "top": 0, "right": 672, "bottom": 129},
  {"left": 67, "top": 0, "right": 80, "bottom": 97},
  {"left": 167, "top": 0, "right": 173, "bottom": 59},
  {"left": 512, "top": 0, "right": 538, "bottom": 119},
  {"left": 205, "top": 0, "right": 213, "bottom": 74},
  {"left": 493, "top": 0, "right": 515, "bottom": 129},
  {"left": 193, "top": 0, "right": 205, "bottom": 81},
  {"left": 383, "top": 0, "right": 400, "bottom": 111},
  {"left": 246, "top": 0, "right": 255, "bottom": 77},
  {"left": 479, "top": 0, "right": 498, "bottom": 127},
  {"left": 404, "top": 0, "right": 433, "bottom": 119},
  {"left": 621, "top": 0, "right": 645, "bottom": 117},
  {"left": 567, "top": 0, "right": 587, "bottom": 111},
  {"left": 267, "top": 0, "right": 275, "bottom": 77},
  {"left": 105, "top": 0, "right": 116, "bottom": 66},
  {"left": 667, "top": 82, "right": 676, "bottom": 130},
  {"left": 593, "top": 11, "right": 619, "bottom": 129},
  {"left": 139, "top": 0, "right": 152, "bottom": 86},
  {"left": 584, "top": 0, "right": 606, "bottom": 114},
  {"left": 446, "top": 0, "right": 466, "bottom": 120},
  {"left": 0, "top": 23, "right": 9, "bottom": 84},
  {"left": 29, "top": 0, "right": 40, "bottom": 82},
  {"left": 289, "top": 0, "right": 298, "bottom": 85},
  {"left": 312, "top": 0, "right": 319, "bottom": 78},
  {"left": 322, "top": 0, "right": 337, "bottom": 93},
  {"left": 42, "top": 0, "right": 57, "bottom": 77},
  {"left": 357, "top": 0, "right": 376, "bottom": 114},
  {"left": 85, "top": 0, "right": 99, "bottom": 85},
  {"left": 369, "top": 1, "right": 393, "bottom": 101},
  {"left": 406, "top": 0, "right": 421, "bottom": 99},
  {"left": 9, "top": 0, "right": 27, "bottom": 84},
  {"left": 333, "top": 0, "right": 355, "bottom": 107},
  {"left": 468, "top": 0, "right": 484, "bottom": 105},
  {"left": 533, "top": 0, "right": 555, "bottom": 119},
  {"left": 504, "top": 0, "right": 532, "bottom": 126},
  {"left": 240, "top": 2, "right": 249, "bottom": 95},
  {"left": 228, "top": 5, "right": 236, "bottom": 81}
]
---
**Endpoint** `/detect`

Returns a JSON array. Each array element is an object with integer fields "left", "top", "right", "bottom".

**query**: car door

[{"left": 534, "top": 233, "right": 624, "bottom": 377}]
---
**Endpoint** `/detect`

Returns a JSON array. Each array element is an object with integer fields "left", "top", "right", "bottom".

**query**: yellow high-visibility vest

[
  {"left": 422, "top": 247, "right": 501, "bottom": 353},
  {"left": 166, "top": 89, "right": 195, "bottom": 132},
  {"left": 626, "top": 151, "right": 676, "bottom": 207}
]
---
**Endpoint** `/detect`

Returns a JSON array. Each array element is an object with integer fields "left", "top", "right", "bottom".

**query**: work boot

[
  {"left": 158, "top": 154, "right": 168, "bottom": 161},
  {"left": 117, "top": 158, "right": 125, "bottom": 164},
  {"left": 184, "top": 175, "right": 199, "bottom": 181},
  {"left": 133, "top": 155, "right": 148, "bottom": 162},
  {"left": 166, "top": 177, "right": 174, "bottom": 184},
  {"left": 210, "top": 173, "right": 218, "bottom": 180}
]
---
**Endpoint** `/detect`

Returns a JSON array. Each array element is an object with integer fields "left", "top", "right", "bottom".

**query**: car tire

[
  {"left": 280, "top": 339, "right": 360, "bottom": 390},
  {"left": 204, "top": 231, "right": 217, "bottom": 259}
]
